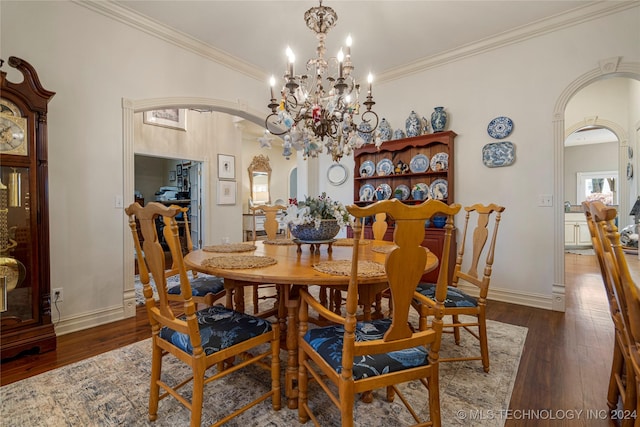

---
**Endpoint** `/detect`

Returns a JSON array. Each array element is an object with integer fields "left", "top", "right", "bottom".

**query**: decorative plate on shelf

[
  {"left": 409, "top": 154, "right": 429, "bottom": 173},
  {"left": 430, "top": 179, "right": 448, "bottom": 200},
  {"left": 412, "top": 183, "right": 429, "bottom": 200},
  {"left": 394, "top": 184, "right": 410, "bottom": 200},
  {"left": 487, "top": 116, "right": 514, "bottom": 139},
  {"left": 430, "top": 152, "right": 449, "bottom": 172},
  {"left": 482, "top": 141, "right": 515, "bottom": 168},
  {"left": 375, "top": 183, "right": 392, "bottom": 200},
  {"left": 376, "top": 158, "right": 394, "bottom": 176},
  {"left": 359, "top": 184, "right": 375, "bottom": 201},
  {"left": 359, "top": 160, "right": 375, "bottom": 177}
]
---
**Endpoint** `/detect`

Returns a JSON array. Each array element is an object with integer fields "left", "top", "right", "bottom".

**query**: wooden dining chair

[
  {"left": 125, "top": 202, "right": 281, "bottom": 427},
  {"left": 586, "top": 201, "right": 638, "bottom": 424},
  {"left": 249, "top": 204, "right": 287, "bottom": 317},
  {"left": 164, "top": 205, "right": 226, "bottom": 306},
  {"left": 298, "top": 199, "right": 461, "bottom": 426},
  {"left": 129, "top": 204, "right": 225, "bottom": 309},
  {"left": 414, "top": 203, "right": 505, "bottom": 373}
]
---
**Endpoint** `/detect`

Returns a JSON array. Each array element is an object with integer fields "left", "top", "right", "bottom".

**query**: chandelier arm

[{"left": 265, "top": 113, "right": 289, "bottom": 136}]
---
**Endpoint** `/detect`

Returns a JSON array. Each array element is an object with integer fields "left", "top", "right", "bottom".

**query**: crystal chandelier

[{"left": 265, "top": 0, "right": 379, "bottom": 162}]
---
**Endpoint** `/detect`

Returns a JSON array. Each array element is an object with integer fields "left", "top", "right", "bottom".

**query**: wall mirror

[{"left": 248, "top": 154, "right": 271, "bottom": 205}]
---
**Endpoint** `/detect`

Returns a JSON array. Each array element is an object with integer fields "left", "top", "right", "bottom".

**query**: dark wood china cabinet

[{"left": 0, "top": 57, "right": 56, "bottom": 359}]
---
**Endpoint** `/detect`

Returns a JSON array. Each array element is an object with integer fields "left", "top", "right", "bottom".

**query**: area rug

[{"left": 1, "top": 314, "right": 527, "bottom": 426}]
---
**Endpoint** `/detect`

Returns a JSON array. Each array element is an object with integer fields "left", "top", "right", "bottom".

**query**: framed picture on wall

[
  {"left": 217, "top": 180, "right": 236, "bottom": 205},
  {"left": 168, "top": 170, "right": 176, "bottom": 182},
  {"left": 143, "top": 109, "right": 187, "bottom": 131},
  {"left": 177, "top": 164, "right": 182, "bottom": 176},
  {"left": 218, "top": 154, "right": 235, "bottom": 180}
]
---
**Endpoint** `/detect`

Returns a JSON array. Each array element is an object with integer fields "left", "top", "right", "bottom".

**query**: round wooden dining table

[{"left": 184, "top": 239, "right": 439, "bottom": 409}]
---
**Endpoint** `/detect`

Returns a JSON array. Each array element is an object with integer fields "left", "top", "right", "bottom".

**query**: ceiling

[
  {"left": 113, "top": 0, "right": 624, "bottom": 143},
  {"left": 116, "top": 0, "right": 600, "bottom": 81}
]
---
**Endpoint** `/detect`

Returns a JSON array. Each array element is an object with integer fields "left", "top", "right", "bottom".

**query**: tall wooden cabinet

[
  {"left": 350, "top": 131, "right": 457, "bottom": 283},
  {"left": 0, "top": 57, "right": 56, "bottom": 360}
]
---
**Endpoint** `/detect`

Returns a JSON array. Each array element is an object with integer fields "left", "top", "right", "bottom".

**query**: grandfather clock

[{"left": 0, "top": 57, "right": 56, "bottom": 359}]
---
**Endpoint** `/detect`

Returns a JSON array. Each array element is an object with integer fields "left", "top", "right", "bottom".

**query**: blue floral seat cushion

[
  {"left": 159, "top": 305, "right": 272, "bottom": 355},
  {"left": 167, "top": 275, "right": 224, "bottom": 297},
  {"left": 416, "top": 283, "right": 477, "bottom": 308},
  {"left": 304, "top": 318, "right": 428, "bottom": 380}
]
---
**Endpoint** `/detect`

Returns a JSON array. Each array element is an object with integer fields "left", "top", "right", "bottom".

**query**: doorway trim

[
  {"left": 121, "top": 97, "right": 265, "bottom": 317},
  {"left": 552, "top": 58, "right": 640, "bottom": 312}
]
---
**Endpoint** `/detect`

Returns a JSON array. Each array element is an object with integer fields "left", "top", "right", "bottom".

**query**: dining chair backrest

[
  {"left": 451, "top": 203, "right": 505, "bottom": 299},
  {"left": 371, "top": 212, "right": 388, "bottom": 241},
  {"left": 348, "top": 199, "right": 461, "bottom": 345},
  {"left": 587, "top": 200, "right": 639, "bottom": 420},
  {"left": 250, "top": 204, "right": 287, "bottom": 241}
]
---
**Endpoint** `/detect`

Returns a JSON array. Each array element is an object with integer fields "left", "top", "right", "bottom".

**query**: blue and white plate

[
  {"left": 482, "top": 141, "right": 515, "bottom": 168},
  {"left": 430, "top": 179, "right": 448, "bottom": 200},
  {"left": 430, "top": 152, "right": 449, "bottom": 172},
  {"left": 409, "top": 154, "right": 429, "bottom": 173},
  {"left": 394, "top": 184, "right": 410, "bottom": 200},
  {"left": 359, "top": 184, "right": 375, "bottom": 201},
  {"left": 359, "top": 160, "right": 375, "bottom": 177},
  {"left": 375, "top": 183, "right": 392, "bottom": 200},
  {"left": 487, "top": 116, "right": 514, "bottom": 139},
  {"left": 376, "top": 158, "right": 394, "bottom": 176}
]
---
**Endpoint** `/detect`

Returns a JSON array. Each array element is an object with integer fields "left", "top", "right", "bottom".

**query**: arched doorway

[
  {"left": 120, "top": 97, "right": 269, "bottom": 317},
  {"left": 552, "top": 58, "right": 640, "bottom": 312}
]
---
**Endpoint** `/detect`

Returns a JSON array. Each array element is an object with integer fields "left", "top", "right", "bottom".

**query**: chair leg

[
  {"left": 428, "top": 369, "right": 442, "bottom": 427},
  {"left": 478, "top": 313, "right": 490, "bottom": 373},
  {"left": 608, "top": 339, "right": 624, "bottom": 410},
  {"left": 452, "top": 314, "right": 461, "bottom": 345},
  {"left": 271, "top": 328, "right": 282, "bottom": 411},
  {"left": 148, "top": 339, "right": 162, "bottom": 421},
  {"left": 298, "top": 354, "right": 309, "bottom": 423},
  {"left": 253, "top": 284, "right": 260, "bottom": 314},
  {"left": 339, "top": 380, "right": 355, "bottom": 427},
  {"left": 190, "top": 364, "right": 205, "bottom": 427}
]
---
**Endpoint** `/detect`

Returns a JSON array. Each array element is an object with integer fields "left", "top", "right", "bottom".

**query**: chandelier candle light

[{"left": 265, "top": 0, "right": 379, "bottom": 162}]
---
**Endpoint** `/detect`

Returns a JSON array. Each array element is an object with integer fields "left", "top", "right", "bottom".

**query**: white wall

[{"left": 1, "top": 0, "right": 638, "bottom": 333}]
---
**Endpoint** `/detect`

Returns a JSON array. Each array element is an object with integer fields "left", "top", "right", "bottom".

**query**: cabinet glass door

[{"left": 0, "top": 166, "right": 33, "bottom": 322}]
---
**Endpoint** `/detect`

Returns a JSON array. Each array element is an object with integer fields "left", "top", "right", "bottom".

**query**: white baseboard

[
  {"left": 457, "top": 283, "right": 553, "bottom": 310},
  {"left": 53, "top": 304, "right": 131, "bottom": 336}
]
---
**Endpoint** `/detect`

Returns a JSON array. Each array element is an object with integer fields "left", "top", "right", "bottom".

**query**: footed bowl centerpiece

[
  {"left": 288, "top": 219, "right": 341, "bottom": 241},
  {"left": 282, "top": 193, "right": 349, "bottom": 243}
]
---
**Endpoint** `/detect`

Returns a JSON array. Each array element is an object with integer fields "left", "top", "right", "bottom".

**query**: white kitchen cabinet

[{"left": 564, "top": 213, "right": 592, "bottom": 247}]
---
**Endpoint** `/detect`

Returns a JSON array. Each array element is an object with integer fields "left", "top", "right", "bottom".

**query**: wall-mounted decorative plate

[
  {"left": 629, "top": 146, "right": 633, "bottom": 159},
  {"left": 628, "top": 163, "right": 633, "bottom": 180},
  {"left": 482, "top": 141, "right": 515, "bottom": 168},
  {"left": 487, "top": 116, "right": 514, "bottom": 139},
  {"left": 327, "top": 163, "right": 348, "bottom": 186}
]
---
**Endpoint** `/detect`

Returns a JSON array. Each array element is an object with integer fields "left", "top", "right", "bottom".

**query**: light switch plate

[{"left": 538, "top": 194, "right": 553, "bottom": 207}]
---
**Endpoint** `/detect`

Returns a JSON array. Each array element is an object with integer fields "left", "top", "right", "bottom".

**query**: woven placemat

[
  {"left": 202, "top": 255, "right": 277, "bottom": 269},
  {"left": 313, "top": 260, "right": 385, "bottom": 277},
  {"left": 202, "top": 243, "right": 256, "bottom": 253},
  {"left": 332, "top": 238, "right": 371, "bottom": 246},
  {"left": 263, "top": 239, "right": 296, "bottom": 246},
  {"left": 372, "top": 245, "right": 397, "bottom": 254}
]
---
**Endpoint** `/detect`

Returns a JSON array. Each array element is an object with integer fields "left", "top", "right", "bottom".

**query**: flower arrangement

[{"left": 282, "top": 192, "right": 350, "bottom": 230}]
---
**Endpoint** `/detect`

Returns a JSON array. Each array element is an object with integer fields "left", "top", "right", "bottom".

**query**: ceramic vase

[
  {"left": 405, "top": 110, "right": 421, "bottom": 138},
  {"left": 378, "top": 118, "right": 392, "bottom": 142},
  {"left": 430, "top": 106, "right": 447, "bottom": 133},
  {"left": 393, "top": 128, "right": 406, "bottom": 140}
]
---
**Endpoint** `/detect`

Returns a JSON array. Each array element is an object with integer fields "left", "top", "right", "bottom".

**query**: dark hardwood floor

[{"left": 1, "top": 252, "right": 635, "bottom": 426}]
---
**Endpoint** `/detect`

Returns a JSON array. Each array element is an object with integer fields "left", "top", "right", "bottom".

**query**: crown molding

[
  {"left": 378, "top": 1, "right": 639, "bottom": 83},
  {"left": 75, "top": 1, "right": 637, "bottom": 85},
  {"left": 73, "top": 0, "right": 265, "bottom": 81}
]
